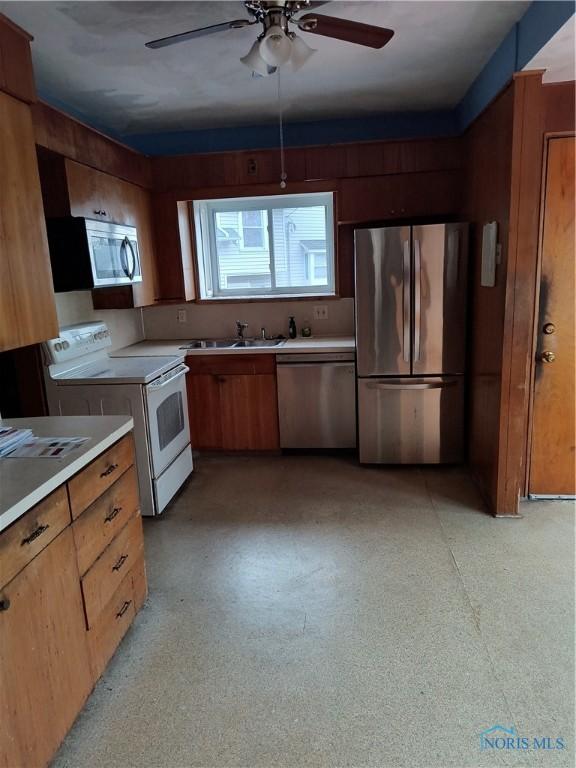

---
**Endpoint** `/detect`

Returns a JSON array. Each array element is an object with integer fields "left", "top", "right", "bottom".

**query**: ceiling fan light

[
  {"left": 289, "top": 34, "right": 316, "bottom": 71},
  {"left": 259, "top": 25, "right": 293, "bottom": 67},
  {"left": 240, "top": 39, "right": 273, "bottom": 77}
]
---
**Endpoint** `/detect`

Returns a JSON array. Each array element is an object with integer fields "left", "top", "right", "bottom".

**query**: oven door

[
  {"left": 86, "top": 222, "right": 142, "bottom": 286},
  {"left": 145, "top": 363, "right": 190, "bottom": 478}
]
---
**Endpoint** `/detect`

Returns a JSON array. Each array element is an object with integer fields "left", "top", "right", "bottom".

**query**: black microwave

[{"left": 46, "top": 217, "right": 142, "bottom": 291}]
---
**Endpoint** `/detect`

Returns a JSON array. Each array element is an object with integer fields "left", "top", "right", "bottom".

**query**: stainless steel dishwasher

[{"left": 276, "top": 352, "right": 357, "bottom": 448}]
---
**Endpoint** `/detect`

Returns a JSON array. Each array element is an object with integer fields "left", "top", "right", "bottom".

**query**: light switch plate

[
  {"left": 313, "top": 305, "right": 328, "bottom": 320},
  {"left": 177, "top": 309, "right": 187, "bottom": 324}
]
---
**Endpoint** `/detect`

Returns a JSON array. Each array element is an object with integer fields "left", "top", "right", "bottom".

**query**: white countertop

[
  {"left": 0, "top": 416, "right": 133, "bottom": 533},
  {"left": 111, "top": 336, "right": 356, "bottom": 357}
]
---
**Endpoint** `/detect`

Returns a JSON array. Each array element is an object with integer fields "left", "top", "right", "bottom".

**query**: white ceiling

[
  {"left": 525, "top": 14, "right": 575, "bottom": 83},
  {"left": 0, "top": 1, "right": 531, "bottom": 135}
]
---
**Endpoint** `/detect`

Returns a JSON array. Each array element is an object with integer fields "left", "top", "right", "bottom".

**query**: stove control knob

[
  {"left": 62, "top": 340, "right": 70, "bottom": 350},
  {"left": 54, "top": 342, "right": 62, "bottom": 352}
]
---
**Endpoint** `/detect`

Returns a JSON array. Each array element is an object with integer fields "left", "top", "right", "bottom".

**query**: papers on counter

[
  {"left": 1, "top": 436, "right": 89, "bottom": 459},
  {"left": 0, "top": 427, "right": 33, "bottom": 457}
]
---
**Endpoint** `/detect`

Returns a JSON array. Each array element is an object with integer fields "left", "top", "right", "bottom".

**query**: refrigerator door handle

[
  {"left": 402, "top": 240, "right": 411, "bottom": 363},
  {"left": 414, "top": 238, "right": 422, "bottom": 362},
  {"left": 365, "top": 379, "right": 458, "bottom": 390}
]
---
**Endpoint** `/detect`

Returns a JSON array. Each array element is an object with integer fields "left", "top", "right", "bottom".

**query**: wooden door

[
  {"left": 186, "top": 373, "right": 223, "bottom": 450},
  {"left": 0, "top": 528, "right": 92, "bottom": 767},
  {"left": 219, "top": 374, "right": 280, "bottom": 451},
  {"left": 529, "top": 137, "right": 575, "bottom": 496},
  {"left": 0, "top": 91, "right": 58, "bottom": 351}
]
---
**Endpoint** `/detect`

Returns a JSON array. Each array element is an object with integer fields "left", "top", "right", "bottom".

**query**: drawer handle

[
  {"left": 105, "top": 506, "right": 122, "bottom": 523},
  {"left": 116, "top": 600, "right": 132, "bottom": 619},
  {"left": 100, "top": 463, "right": 119, "bottom": 478},
  {"left": 0, "top": 598, "right": 10, "bottom": 612},
  {"left": 21, "top": 524, "right": 49, "bottom": 546},
  {"left": 112, "top": 553, "right": 128, "bottom": 572}
]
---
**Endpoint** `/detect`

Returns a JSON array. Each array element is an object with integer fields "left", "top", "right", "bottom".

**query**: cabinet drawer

[
  {"left": 87, "top": 570, "right": 136, "bottom": 681},
  {"left": 0, "top": 486, "right": 70, "bottom": 589},
  {"left": 186, "top": 354, "right": 276, "bottom": 375},
  {"left": 68, "top": 434, "right": 134, "bottom": 519},
  {"left": 72, "top": 467, "right": 139, "bottom": 576},
  {"left": 81, "top": 513, "right": 144, "bottom": 628}
]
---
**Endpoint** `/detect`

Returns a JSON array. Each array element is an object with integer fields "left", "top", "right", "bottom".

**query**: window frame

[{"left": 193, "top": 192, "right": 336, "bottom": 301}]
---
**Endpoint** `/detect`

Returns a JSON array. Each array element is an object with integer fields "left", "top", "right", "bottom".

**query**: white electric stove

[{"left": 43, "top": 322, "right": 193, "bottom": 516}]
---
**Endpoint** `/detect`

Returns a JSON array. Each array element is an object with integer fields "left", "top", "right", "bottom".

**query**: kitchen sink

[
  {"left": 180, "top": 338, "right": 286, "bottom": 350},
  {"left": 180, "top": 340, "right": 236, "bottom": 349},
  {"left": 234, "top": 339, "right": 286, "bottom": 348}
]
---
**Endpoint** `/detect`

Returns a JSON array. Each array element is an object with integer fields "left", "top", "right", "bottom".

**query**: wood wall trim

[
  {"left": 495, "top": 72, "right": 545, "bottom": 515},
  {"left": 32, "top": 101, "right": 152, "bottom": 188}
]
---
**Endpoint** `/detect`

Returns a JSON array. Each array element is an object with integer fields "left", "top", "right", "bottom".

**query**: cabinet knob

[
  {"left": 543, "top": 322, "right": 556, "bottom": 335},
  {"left": 0, "top": 598, "right": 10, "bottom": 612},
  {"left": 540, "top": 350, "right": 555, "bottom": 363}
]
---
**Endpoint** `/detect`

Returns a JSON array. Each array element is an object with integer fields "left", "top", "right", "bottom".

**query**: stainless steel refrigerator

[{"left": 355, "top": 223, "right": 468, "bottom": 464}]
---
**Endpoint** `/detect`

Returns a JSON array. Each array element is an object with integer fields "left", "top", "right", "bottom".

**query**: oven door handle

[{"left": 147, "top": 364, "right": 189, "bottom": 390}]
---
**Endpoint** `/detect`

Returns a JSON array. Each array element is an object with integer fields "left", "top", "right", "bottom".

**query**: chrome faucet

[
  {"left": 260, "top": 327, "right": 267, "bottom": 340},
  {"left": 236, "top": 321, "right": 248, "bottom": 339}
]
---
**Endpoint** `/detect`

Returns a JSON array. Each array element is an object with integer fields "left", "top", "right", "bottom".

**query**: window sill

[{"left": 194, "top": 294, "right": 340, "bottom": 304}]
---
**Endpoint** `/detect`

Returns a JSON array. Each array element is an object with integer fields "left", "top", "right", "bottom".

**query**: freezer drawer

[
  {"left": 277, "top": 361, "right": 357, "bottom": 448},
  {"left": 358, "top": 376, "right": 464, "bottom": 464}
]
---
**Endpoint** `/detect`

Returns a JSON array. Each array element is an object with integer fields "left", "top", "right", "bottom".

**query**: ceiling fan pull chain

[{"left": 278, "top": 67, "right": 287, "bottom": 189}]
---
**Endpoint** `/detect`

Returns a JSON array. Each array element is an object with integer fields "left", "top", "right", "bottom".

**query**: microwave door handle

[
  {"left": 124, "top": 237, "right": 138, "bottom": 280},
  {"left": 119, "top": 237, "right": 130, "bottom": 278}
]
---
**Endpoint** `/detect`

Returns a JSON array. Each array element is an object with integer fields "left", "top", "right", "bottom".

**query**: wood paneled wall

[
  {"left": 32, "top": 102, "right": 152, "bottom": 188},
  {"left": 463, "top": 84, "right": 515, "bottom": 510},
  {"left": 464, "top": 72, "right": 545, "bottom": 516},
  {"left": 151, "top": 137, "right": 463, "bottom": 191},
  {"left": 543, "top": 81, "right": 575, "bottom": 134}
]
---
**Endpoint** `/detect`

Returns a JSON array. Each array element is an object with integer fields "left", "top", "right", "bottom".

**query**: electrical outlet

[
  {"left": 177, "top": 309, "right": 187, "bottom": 324},
  {"left": 313, "top": 305, "right": 328, "bottom": 321}
]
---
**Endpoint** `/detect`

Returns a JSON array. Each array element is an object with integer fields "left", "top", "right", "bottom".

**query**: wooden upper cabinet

[
  {"left": 37, "top": 153, "right": 160, "bottom": 307},
  {"left": 0, "top": 14, "right": 36, "bottom": 103},
  {"left": 338, "top": 170, "right": 461, "bottom": 224},
  {"left": 0, "top": 91, "right": 58, "bottom": 352},
  {"left": 152, "top": 192, "right": 196, "bottom": 302}
]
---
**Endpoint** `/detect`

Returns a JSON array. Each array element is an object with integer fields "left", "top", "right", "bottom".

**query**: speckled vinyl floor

[{"left": 53, "top": 456, "right": 575, "bottom": 768}]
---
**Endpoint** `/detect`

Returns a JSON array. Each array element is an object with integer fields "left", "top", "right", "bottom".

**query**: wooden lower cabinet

[
  {"left": 220, "top": 374, "right": 279, "bottom": 451},
  {"left": 186, "top": 354, "right": 280, "bottom": 451},
  {"left": 0, "top": 433, "right": 147, "bottom": 767},
  {"left": 0, "top": 528, "right": 93, "bottom": 768}
]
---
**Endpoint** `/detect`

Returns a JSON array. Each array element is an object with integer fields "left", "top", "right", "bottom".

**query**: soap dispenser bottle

[{"left": 288, "top": 316, "right": 297, "bottom": 339}]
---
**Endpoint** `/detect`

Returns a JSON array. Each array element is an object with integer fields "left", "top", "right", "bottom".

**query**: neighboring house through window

[{"left": 193, "top": 192, "right": 335, "bottom": 299}]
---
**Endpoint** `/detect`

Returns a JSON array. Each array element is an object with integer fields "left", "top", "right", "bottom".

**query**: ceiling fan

[{"left": 145, "top": 1, "right": 394, "bottom": 76}]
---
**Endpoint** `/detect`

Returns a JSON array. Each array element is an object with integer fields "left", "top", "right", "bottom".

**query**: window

[{"left": 193, "top": 192, "right": 335, "bottom": 299}]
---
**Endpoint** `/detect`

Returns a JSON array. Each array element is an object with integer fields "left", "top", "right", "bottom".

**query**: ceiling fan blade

[
  {"left": 297, "top": 13, "right": 394, "bottom": 49},
  {"left": 145, "top": 19, "right": 252, "bottom": 49}
]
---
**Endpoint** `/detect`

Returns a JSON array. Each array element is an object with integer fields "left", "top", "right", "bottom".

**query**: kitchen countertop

[
  {"left": 0, "top": 416, "right": 133, "bottom": 534},
  {"left": 111, "top": 336, "right": 356, "bottom": 357}
]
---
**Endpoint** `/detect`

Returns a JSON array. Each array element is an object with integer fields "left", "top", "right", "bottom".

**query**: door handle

[
  {"left": 540, "top": 350, "right": 555, "bottom": 363},
  {"left": 124, "top": 237, "right": 138, "bottom": 280},
  {"left": 414, "top": 238, "right": 422, "bottom": 362},
  {"left": 402, "top": 240, "right": 410, "bottom": 363},
  {"left": 366, "top": 379, "right": 457, "bottom": 390}
]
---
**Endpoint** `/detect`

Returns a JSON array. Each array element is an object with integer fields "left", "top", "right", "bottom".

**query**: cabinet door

[
  {"left": 66, "top": 160, "right": 159, "bottom": 307},
  {"left": 0, "top": 528, "right": 92, "bottom": 768},
  {"left": 219, "top": 374, "right": 279, "bottom": 451},
  {"left": 0, "top": 92, "right": 58, "bottom": 352},
  {"left": 186, "top": 373, "right": 223, "bottom": 450}
]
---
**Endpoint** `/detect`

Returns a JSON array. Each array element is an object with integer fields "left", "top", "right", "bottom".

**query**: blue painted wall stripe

[
  {"left": 121, "top": 111, "right": 459, "bottom": 156},
  {"left": 457, "top": 0, "right": 575, "bottom": 130}
]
